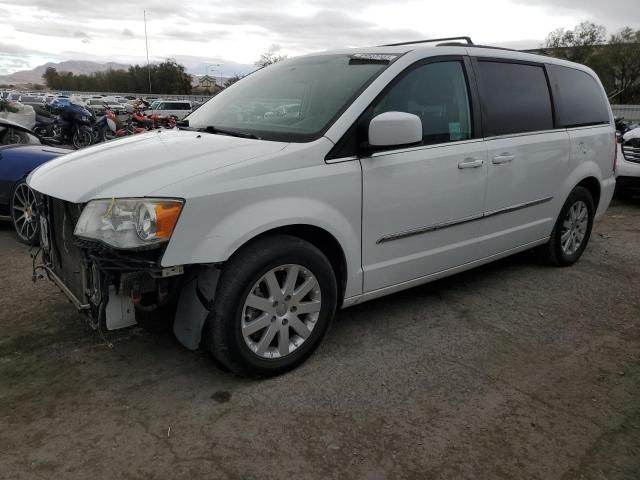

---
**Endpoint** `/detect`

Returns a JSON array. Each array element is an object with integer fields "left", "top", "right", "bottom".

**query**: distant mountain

[{"left": 0, "top": 61, "right": 129, "bottom": 85}]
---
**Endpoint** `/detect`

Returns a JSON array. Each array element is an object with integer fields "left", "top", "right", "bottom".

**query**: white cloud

[{"left": 0, "top": 0, "right": 635, "bottom": 75}]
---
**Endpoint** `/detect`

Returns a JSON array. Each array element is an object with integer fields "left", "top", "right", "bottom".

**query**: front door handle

[
  {"left": 492, "top": 153, "right": 515, "bottom": 164},
  {"left": 458, "top": 157, "right": 484, "bottom": 169}
]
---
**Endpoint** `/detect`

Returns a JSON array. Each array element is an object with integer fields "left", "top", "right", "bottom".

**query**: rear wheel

[
  {"left": 538, "top": 186, "right": 594, "bottom": 266},
  {"left": 10, "top": 180, "right": 40, "bottom": 245},
  {"left": 205, "top": 235, "right": 338, "bottom": 377}
]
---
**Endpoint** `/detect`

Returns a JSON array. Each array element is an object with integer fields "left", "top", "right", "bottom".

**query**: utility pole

[{"left": 144, "top": 10, "right": 152, "bottom": 94}]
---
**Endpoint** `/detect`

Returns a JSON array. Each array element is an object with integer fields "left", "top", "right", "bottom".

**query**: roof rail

[
  {"left": 436, "top": 42, "right": 520, "bottom": 52},
  {"left": 381, "top": 36, "right": 474, "bottom": 47}
]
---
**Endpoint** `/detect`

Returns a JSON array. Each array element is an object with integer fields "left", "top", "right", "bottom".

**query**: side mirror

[{"left": 368, "top": 111, "right": 422, "bottom": 148}]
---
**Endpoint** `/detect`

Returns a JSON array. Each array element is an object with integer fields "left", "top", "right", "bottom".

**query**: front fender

[{"left": 161, "top": 159, "right": 363, "bottom": 299}]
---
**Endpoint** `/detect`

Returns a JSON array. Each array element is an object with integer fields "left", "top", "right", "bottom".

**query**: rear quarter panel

[{"left": 546, "top": 60, "right": 616, "bottom": 222}]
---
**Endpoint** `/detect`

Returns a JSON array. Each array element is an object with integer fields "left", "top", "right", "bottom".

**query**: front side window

[
  {"left": 370, "top": 61, "right": 472, "bottom": 146},
  {"left": 186, "top": 54, "right": 396, "bottom": 142},
  {"left": 476, "top": 61, "right": 553, "bottom": 136}
]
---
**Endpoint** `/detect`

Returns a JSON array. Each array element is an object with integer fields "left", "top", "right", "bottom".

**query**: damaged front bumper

[{"left": 33, "top": 195, "right": 186, "bottom": 331}]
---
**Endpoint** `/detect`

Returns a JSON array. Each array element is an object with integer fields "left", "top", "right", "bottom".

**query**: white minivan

[
  {"left": 144, "top": 100, "right": 192, "bottom": 120},
  {"left": 29, "top": 38, "right": 616, "bottom": 377}
]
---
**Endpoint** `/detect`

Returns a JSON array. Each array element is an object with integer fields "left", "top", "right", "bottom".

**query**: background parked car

[
  {"left": 85, "top": 98, "right": 107, "bottom": 114},
  {"left": 18, "top": 96, "right": 46, "bottom": 108},
  {"left": 145, "top": 100, "right": 192, "bottom": 120},
  {"left": 0, "top": 118, "right": 66, "bottom": 244},
  {"left": 616, "top": 126, "right": 640, "bottom": 200}
]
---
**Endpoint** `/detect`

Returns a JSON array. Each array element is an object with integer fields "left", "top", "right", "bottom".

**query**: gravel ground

[{"left": 1, "top": 199, "right": 639, "bottom": 480}]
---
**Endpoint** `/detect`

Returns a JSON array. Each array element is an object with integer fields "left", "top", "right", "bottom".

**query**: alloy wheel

[
  {"left": 241, "top": 264, "right": 322, "bottom": 359},
  {"left": 12, "top": 183, "right": 38, "bottom": 243},
  {"left": 560, "top": 200, "right": 589, "bottom": 256}
]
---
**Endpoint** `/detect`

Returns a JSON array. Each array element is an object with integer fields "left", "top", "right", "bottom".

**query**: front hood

[
  {"left": 28, "top": 129, "right": 288, "bottom": 203},
  {"left": 623, "top": 127, "right": 640, "bottom": 142}
]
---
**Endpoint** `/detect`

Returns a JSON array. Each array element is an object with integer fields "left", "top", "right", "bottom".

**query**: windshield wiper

[{"left": 199, "top": 125, "right": 260, "bottom": 140}]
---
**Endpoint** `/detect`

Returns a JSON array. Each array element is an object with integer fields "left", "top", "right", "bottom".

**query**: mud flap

[{"left": 173, "top": 266, "right": 220, "bottom": 350}]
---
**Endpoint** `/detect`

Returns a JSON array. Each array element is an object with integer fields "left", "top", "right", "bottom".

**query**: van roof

[{"left": 310, "top": 37, "right": 593, "bottom": 74}]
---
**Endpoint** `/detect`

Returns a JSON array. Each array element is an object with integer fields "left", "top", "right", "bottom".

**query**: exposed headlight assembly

[{"left": 74, "top": 198, "right": 184, "bottom": 249}]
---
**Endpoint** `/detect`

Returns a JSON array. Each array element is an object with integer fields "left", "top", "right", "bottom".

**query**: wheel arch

[
  {"left": 575, "top": 176, "right": 601, "bottom": 210},
  {"left": 225, "top": 224, "right": 349, "bottom": 307}
]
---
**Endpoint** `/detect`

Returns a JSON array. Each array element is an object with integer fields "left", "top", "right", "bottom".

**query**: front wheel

[
  {"left": 10, "top": 180, "right": 40, "bottom": 245},
  {"left": 538, "top": 186, "right": 595, "bottom": 266},
  {"left": 205, "top": 235, "right": 338, "bottom": 377},
  {"left": 72, "top": 126, "right": 94, "bottom": 149}
]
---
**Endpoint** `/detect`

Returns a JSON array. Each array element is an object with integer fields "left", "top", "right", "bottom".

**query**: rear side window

[
  {"left": 476, "top": 61, "right": 553, "bottom": 136},
  {"left": 549, "top": 65, "right": 610, "bottom": 127}
]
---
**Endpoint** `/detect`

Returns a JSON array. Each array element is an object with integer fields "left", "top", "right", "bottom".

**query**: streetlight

[{"left": 207, "top": 64, "right": 222, "bottom": 90}]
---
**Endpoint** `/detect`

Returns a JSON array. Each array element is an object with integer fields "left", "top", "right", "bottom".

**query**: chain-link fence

[{"left": 611, "top": 105, "right": 640, "bottom": 122}]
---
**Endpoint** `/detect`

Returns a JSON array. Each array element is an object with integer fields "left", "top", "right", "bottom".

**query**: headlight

[{"left": 74, "top": 198, "right": 184, "bottom": 249}]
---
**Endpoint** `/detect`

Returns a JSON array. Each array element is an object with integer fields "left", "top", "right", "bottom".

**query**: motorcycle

[
  {"left": 147, "top": 113, "right": 177, "bottom": 129},
  {"left": 95, "top": 110, "right": 146, "bottom": 142},
  {"left": 130, "top": 111, "right": 155, "bottom": 130},
  {"left": 130, "top": 110, "right": 177, "bottom": 129},
  {"left": 32, "top": 105, "right": 62, "bottom": 138},
  {"left": 56, "top": 103, "right": 95, "bottom": 149}
]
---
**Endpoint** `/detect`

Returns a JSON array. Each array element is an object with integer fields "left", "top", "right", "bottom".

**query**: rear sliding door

[{"left": 472, "top": 58, "right": 571, "bottom": 256}]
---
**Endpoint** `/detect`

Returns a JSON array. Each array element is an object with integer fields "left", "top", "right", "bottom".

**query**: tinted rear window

[
  {"left": 476, "top": 61, "right": 553, "bottom": 136},
  {"left": 549, "top": 65, "right": 610, "bottom": 127}
]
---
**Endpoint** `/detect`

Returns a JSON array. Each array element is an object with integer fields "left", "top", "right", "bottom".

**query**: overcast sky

[{"left": 0, "top": 0, "right": 638, "bottom": 75}]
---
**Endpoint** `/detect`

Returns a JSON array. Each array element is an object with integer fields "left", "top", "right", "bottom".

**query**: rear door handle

[
  {"left": 458, "top": 157, "right": 484, "bottom": 169},
  {"left": 492, "top": 154, "right": 515, "bottom": 164}
]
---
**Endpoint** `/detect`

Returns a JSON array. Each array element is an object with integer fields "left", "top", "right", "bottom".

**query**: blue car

[{"left": 0, "top": 118, "right": 67, "bottom": 244}]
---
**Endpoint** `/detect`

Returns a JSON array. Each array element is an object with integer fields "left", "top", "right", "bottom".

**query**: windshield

[{"left": 186, "top": 53, "right": 396, "bottom": 142}]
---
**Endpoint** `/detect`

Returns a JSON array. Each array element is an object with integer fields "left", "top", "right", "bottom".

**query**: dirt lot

[{"left": 1, "top": 200, "right": 639, "bottom": 480}]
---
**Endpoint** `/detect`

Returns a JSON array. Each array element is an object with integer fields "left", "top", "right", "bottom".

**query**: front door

[{"left": 361, "top": 59, "right": 488, "bottom": 292}]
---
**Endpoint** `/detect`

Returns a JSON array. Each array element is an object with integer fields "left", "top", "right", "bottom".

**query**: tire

[
  {"left": 538, "top": 186, "right": 595, "bottom": 266},
  {"left": 72, "top": 126, "right": 93, "bottom": 149},
  {"left": 10, "top": 179, "right": 40, "bottom": 245},
  {"left": 205, "top": 235, "right": 338, "bottom": 377}
]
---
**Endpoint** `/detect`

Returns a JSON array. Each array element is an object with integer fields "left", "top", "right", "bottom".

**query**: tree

[
  {"left": 42, "top": 67, "right": 60, "bottom": 89},
  {"left": 39, "top": 60, "right": 192, "bottom": 94},
  {"left": 599, "top": 27, "right": 640, "bottom": 103},
  {"left": 543, "top": 21, "right": 606, "bottom": 64},
  {"left": 152, "top": 60, "right": 192, "bottom": 95},
  {"left": 224, "top": 74, "right": 244, "bottom": 87},
  {"left": 255, "top": 46, "right": 287, "bottom": 68},
  {"left": 543, "top": 23, "right": 640, "bottom": 103}
]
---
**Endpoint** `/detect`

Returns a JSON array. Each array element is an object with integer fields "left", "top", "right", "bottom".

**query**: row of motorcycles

[{"left": 33, "top": 103, "right": 178, "bottom": 149}]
